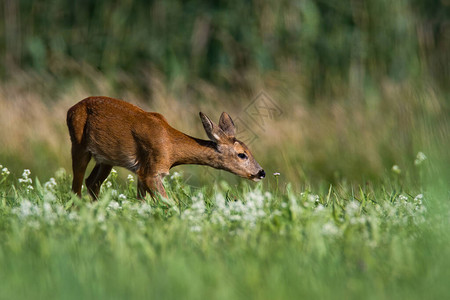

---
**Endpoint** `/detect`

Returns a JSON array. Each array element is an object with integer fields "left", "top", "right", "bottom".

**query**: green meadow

[
  {"left": 0, "top": 0, "right": 449, "bottom": 299},
  {"left": 0, "top": 163, "right": 449, "bottom": 299}
]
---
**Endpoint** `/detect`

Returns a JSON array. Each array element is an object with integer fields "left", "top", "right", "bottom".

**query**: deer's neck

[{"left": 169, "top": 132, "right": 222, "bottom": 169}]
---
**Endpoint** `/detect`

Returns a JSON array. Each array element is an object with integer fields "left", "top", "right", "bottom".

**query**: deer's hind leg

[
  {"left": 71, "top": 144, "right": 91, "bottom": 197},
  {"left": 85, "top": 163, "right": 113, "bottom": 199}
]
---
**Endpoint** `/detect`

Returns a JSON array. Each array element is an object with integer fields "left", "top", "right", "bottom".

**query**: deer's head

[{"left": 199, "top": 112, "right": 265, "bottom": 181}]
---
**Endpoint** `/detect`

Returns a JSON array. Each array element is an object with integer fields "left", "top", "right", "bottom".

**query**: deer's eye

[{"left": 237, "top": 153, "right": 248, "bottom": 159}]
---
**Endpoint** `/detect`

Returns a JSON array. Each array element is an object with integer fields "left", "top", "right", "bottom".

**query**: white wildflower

[
  {"left": 68, "top": 211, "right": 79, "bottom": 221},
  {"left": 191, "top": 195, "right": 206, "bottom": 214},
  {"left": 190, "top": 225, "right": 202, "bottom": 232},
  {"left": 55, "top": 205, "right": 65, "bottom": 216},
  {"left": 18, "top": 178, "right": 32, "bottom": 184},
  {"left": 414, "top": 152, "right": 427, "bottom": 166},
  {"left": 182, "top": 193, "right": 206, "bottom": 222},
  {"left": 273, "top": 172, "right": 280, "bottom": 176},
  {"left": 42, "top": 202, "right": 57, "bottom": 225},
  {"left": 383, "top": 201, "right": 397, "bottom": 219},
  {"left": 1, "top": 167, "right": 10, "bottom": 176},
  {"left": 108, "top": 201, "right": 121, "bottom": 210},
  {"left": 264, "top": 191, "right": 272, "bottom": 200},
  {"left": 127, "top": 174, "right": 135, "bottom": 182},
  {"left": 118, "top": 194, "right": 127, "bottom": 201},
  {"left": 97, "top": 212, "right": 106, "bottom": 223},
  {"left": 289, "top": 193, "right": 302, "bottom": 216},
  {"left": 214, "top": 193, "right": 226, "bottom": 210},
  {"left": 44, "top": 177, "right": 57, "bottom": 190},
  {"left": 170, "top": 172, "right": 182, "bottom": 180},
  {"left": 13, "top": 199, "right": 41, "bottom": 218},
  {"left": 272, "top": 210, "right": 282, "bottom": 217},
  {"left": 211, "top": 212, "right": 226, "bottom": 226},
  {"left": 210, "top": 190, "right": 270, "bottom": 228},
  {"left": 413, "top": 194, "right": 423, "bottom": 204},
  {"left": 229, "top": 214, "right": 242, "bottom": 222},
  {"left": 315, "top": 204, "right": 325, "bottom": 213},
  {"left": 55, "top": 168, "right": 66, "bottom": 178},
  {"left": 135, "top": 203, "right": 152, "bottom": 216},
  {"left": 43, "top": 190, "right": 57, "bottom": 203},
  {"left": 413, "top": 194, "right": 426, "bottom": 213},
  {"left": 308, "top": 194, "right": 320, "bottom": 204},
  {"left": 398, "top": 194, "right": 408, "bottom": 203},
  {"left": 322, "top": 222, "right": 340, "bottom": 236},
  {"left": 392, "top": 165, "right": 401, "bottom": 174},
  {"left": 19, "top": 169, "right": 33, "bottom": 191},
  {"left": 43, "top": 202, "right": 52, "bottom": 214},
  {"left": 350, "top": 215, "right": 367, "bottom": 225},
  {"left": 346, "top": 201, "right": 360, "bottom": 217}
]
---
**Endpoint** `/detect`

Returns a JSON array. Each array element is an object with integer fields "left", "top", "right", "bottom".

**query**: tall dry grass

[{"left": 1, "top": 66, "right": 447, "bottom": 189}]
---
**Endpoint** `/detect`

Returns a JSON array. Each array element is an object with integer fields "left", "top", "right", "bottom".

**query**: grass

[
  {"left": 1, "top": 1, "right": 449, "bottom": 298},
  {"left": 0, "top": 162, "right": 449, "bottom": 300}
]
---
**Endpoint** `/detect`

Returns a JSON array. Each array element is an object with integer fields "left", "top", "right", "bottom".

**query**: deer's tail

[{"left": 66, "top": 100, "right": 89, "bottom": 145}]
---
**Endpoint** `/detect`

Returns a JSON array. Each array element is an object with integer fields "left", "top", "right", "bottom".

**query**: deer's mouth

[{"left": 248, "top": 169, "right": 265, "bottom": 181}]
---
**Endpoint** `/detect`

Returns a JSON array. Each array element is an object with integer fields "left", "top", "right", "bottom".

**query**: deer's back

[{"left": 68, "top": 96, "right": 170, "bottom": 171}]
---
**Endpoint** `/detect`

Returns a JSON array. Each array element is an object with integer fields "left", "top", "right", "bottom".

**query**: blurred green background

[{"left": 0, "top": 0, "right": 449, "bottom": 188}]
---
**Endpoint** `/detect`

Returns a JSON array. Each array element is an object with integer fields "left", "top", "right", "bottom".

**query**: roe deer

[{"left": 67, "top": 96, "right": 265, "bottom": 199}]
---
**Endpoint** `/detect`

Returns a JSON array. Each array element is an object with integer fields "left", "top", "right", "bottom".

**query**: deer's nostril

[{"left": 258, "top": 170, "right": 265, "bottom": 179}]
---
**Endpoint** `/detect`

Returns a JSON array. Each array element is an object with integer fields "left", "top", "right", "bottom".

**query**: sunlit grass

[
  {"left": 0, "top": 164, "right": 448, "bottom": 299},
  {"left": 1, "top": 1, "right": 449, "bottom": 297}
]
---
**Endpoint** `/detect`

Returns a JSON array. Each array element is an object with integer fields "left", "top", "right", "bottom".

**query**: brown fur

[{"left": 67, "top": 96, "right": 264, "bottom": 200}]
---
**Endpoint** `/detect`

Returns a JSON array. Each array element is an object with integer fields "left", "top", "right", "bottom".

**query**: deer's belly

[{"left": 90, "top": 149, "right": 140, "bottom": 173}]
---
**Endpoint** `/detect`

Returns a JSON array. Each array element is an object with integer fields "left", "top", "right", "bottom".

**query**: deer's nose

[{"left": 257, "top": 169, "right": 265, "bottom": 179}]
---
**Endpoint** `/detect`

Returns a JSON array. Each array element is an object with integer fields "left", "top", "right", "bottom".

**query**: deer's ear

[
  {"left": 219, "top": 112, "right": 236, "bottom": 138},
  {"left": 199, "top": 112, "right": 226, "bottom": 143}
]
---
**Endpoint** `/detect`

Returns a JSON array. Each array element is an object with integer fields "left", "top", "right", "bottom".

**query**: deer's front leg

[{"left": 137, "top": 174, "right": 167, "bottom": 200}]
